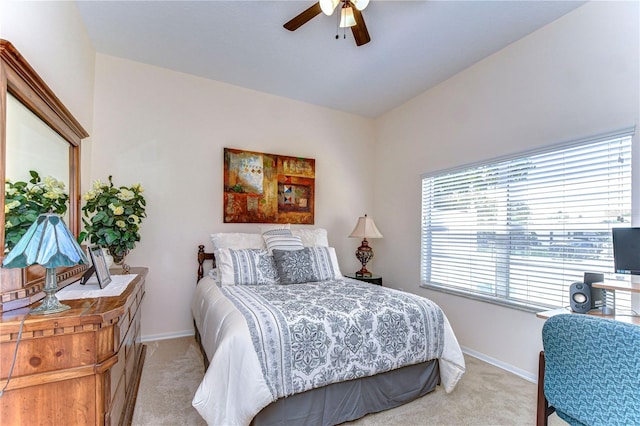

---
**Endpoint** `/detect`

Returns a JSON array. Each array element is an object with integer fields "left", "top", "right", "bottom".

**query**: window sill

[{"left": 419, "top": 282, "right": 545, "bottom": 314}]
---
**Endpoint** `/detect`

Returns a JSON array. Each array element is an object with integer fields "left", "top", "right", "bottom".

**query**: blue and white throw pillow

[
  {"left": 216, "top": 248, "right": 279, "bottom": 286},
  {"left": 272, "top": 246, "right": 337, "bottom": 284}
]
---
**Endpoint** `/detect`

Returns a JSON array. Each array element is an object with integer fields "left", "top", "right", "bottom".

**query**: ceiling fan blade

[
  {"left": 284, "top": 2, "right": 322, "bottom": 31},
  {"left": 351, "top": 8, "right": 371, "bottom": 46}
]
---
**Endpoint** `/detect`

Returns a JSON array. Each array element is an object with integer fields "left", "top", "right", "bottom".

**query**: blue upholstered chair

[{"left": 537, "top": 314, "right": 640, "bottom": 426}]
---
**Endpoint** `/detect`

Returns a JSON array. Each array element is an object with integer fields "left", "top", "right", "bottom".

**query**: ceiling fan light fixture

[
  {"left": 339, "top": 5, "right": 356, "bottom": 28},
  {"left": 352, "top": 0, "right": 370, "bottom": 11},
  {"left": 284, "top": 0, "right": 370, "bottom": 46},
  {"left": 320, "top": 0, "right": 340, "bottom": 16}
]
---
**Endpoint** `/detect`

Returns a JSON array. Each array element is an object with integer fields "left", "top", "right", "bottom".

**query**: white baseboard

[
  {"left": 141, "top": 330, "right": 194, "bottom": 343},
  {"left": 461, "top": 346, "right": 537, "bottom": 384}
]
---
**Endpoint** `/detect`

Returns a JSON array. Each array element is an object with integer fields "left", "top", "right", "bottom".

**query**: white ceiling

[{"left": 76, "top": 0, "right": 586, "bottom": 118}]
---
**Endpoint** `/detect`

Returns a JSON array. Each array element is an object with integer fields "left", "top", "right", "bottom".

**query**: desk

[
  {"left": 537, "top": 277, "right": 640, "bottom": 325},
  {"left": 536, "top": 306, "right": 640, "bottom": 325},
  {"left": 593, "top": 279, "right": 640, "bottom": 293},
  {"left": 593, "top": 278, "right": 640, "bottom": 319}
]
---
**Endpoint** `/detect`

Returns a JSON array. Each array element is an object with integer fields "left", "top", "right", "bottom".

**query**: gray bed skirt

[{"left": 251, "top": 360, "right": 440, "bottom": 426}]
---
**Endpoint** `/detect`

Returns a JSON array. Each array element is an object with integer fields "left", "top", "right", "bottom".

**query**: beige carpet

[{"left": 132, "top": 336, "right": 564, "bottom": 425}]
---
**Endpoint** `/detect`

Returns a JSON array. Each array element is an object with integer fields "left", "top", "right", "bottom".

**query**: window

[{"left": 421, "top": 129, "right": 635, "bottom": 312}]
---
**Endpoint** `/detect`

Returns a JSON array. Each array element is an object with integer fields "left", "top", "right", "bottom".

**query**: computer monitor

[{"left": 612, "top": 227, "right": 640, "bottom": 275}]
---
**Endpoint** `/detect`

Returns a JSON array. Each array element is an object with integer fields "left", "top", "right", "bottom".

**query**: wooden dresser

[{"left": 0, "top": 267, "right": 148, "bottom": 425}]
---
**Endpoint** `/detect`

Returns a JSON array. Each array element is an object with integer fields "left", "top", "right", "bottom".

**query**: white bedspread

[{"left": 191, "top": 276, "right": 466, "bottom": 426}]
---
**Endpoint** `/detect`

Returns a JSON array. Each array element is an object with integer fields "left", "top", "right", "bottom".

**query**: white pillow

[
  {"left": 291, "top": 228, "right": 329, "bottom": 247},
  {"left": 327, "top": 247, "right": 343, "bottom": 278},
  {"left": 210, "top": 233, "right": 266, "bottom": 250}
]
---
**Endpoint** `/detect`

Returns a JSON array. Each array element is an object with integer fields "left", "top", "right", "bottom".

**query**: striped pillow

[
  {"left": 263, "top": 229, "right": 304, "bottom": 254},
  {"left": 262, "top": 228, "right": 292, "bottom": 237}
]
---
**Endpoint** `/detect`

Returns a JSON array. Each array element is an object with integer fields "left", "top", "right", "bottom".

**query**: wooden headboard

[{"left": 197, "top": 245, "right": 216, "bottom": 282}]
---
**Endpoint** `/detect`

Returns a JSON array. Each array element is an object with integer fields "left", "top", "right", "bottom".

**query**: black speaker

[
  {"left": 570, "top": 282, "right": 591, "bottom": 313},
  {"left": 583, "top": 272, "right": 604, "bottom": 309}
]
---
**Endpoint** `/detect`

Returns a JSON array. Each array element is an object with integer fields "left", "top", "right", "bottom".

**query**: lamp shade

[
  {"left": 352, "top": 0, "right": 370, "bottom": 11},
  {"left": 319, "top": 0, "right": 340, "bottom": 15},
  {"left": 339, "top": 5, "right": 356, "bottom": 28},
  {"left": 349, "top": 214, "right": 383, "bottom": 239},
  {"left": 2, "top": 213, "right": 88, "bottom": 269}
]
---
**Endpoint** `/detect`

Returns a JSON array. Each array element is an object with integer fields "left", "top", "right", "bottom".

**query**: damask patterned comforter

[{"left": 191, "top": 276, "right": 465, "bottom": 426}]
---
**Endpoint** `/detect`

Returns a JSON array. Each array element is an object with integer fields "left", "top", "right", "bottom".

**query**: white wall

[
  {"left": 90, "top": 55, "right": 376, "bottom": 339},
  {"left": 1, "top": 1, "right": 95, "bottom": 132},
  {"left": 374, "top": 1, "right": 640, "bottom": 379},
  {"left": 1, "top": 0, "right": 96, "bottom": 193},
  {"left": 4, "top": 0, "right": 638, "bottom": 380}
]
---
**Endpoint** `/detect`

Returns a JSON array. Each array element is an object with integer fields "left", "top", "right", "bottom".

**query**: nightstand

[{"left": 344, "top": 273, "right": 382, "bottom": 286}]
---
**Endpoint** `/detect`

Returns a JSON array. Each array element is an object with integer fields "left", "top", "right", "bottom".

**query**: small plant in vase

[
  {"left": 80, "top": 176, "right": 146, "bottom": 273},
  {"left": 4, "top": 171, "right": 69, "bottom": 253}
]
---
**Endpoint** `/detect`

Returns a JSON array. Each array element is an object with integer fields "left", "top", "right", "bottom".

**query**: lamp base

[
  {"left": 30, "top": 293, "right": 70, "bottom": 315},
  {"left": 30, "top": 268, "right": 70, "bottom": 315},
  {"left": 355, "top": 238, "right": 374, "bottom": 278}
]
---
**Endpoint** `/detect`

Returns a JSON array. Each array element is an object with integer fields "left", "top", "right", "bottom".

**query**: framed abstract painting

[{"left": 223, "top": 148, "right": 315, "bottom": 224}]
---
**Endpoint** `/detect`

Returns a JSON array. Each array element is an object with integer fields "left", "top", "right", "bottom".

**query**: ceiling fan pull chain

[
  {"left": 335, "top": 5, "right": 340, "bottom": 39},
  {"left": 335, "top": 5, "right": 349, "bottom": 40}
]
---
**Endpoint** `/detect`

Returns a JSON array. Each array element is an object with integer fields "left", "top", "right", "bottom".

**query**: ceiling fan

[{"left": 283, "top": 0, "right": 371, "bottom": 47}]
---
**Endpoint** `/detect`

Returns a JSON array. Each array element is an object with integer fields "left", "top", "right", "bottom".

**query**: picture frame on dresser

[
  {"left": 92, "top": 246, "right": 111, "bottom": 288},
  {"left": 82, "top": 246, "right": 112, "bottom": 288}
]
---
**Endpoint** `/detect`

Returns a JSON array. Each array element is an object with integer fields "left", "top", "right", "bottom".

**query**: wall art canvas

[{"left": 224, "top": 148, "right": 315, "bottom": 224}]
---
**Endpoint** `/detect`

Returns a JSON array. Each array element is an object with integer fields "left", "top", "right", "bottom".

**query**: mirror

[
  {"left": 6, "top": 93, "right": 71, "bottom": 224},
  {"left": 1, "top": 39, "right": 89, "bottom": 312}
]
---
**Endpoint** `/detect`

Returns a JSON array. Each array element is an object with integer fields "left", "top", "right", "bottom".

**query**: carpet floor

[{"left": 131, "top": 336, "right": 564, "bottom": 425}]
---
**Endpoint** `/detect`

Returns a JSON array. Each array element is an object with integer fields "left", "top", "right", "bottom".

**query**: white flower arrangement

[
  {"left": 4, "top": 170, "right": 69, "bottom": 252},
  {"left": 80, "top": 176, "right": 146, "bottom": 262}
]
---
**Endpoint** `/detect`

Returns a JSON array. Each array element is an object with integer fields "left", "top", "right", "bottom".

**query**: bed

[{"left": 191, "top": 229, "right": 465, "bottom": 426}]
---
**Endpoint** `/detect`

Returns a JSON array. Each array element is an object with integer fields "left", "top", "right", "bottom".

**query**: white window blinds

[{"left": 421, "top": 131, "right": 634, "bottom": 311}]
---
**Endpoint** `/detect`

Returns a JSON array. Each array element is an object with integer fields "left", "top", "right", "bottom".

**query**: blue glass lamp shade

[{"left": 2, "top": 213, "right": 88, "bottom": 314}]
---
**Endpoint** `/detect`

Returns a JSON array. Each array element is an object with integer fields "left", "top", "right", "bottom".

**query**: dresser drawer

[
  {"left": 116, "top": 309, "right": 131, "bottom": 351},
  {"left": 116, "top": 279, "right": 144, "bottom": 352},
  {"left": 107, "top": 371, "right": 126, "bottom": 426},
  {"left": 0, "top": 332, "right": 94, "bottom": 378},
  {"left": 109, "top": 347, "right": 126, "bottom": 403},
  {"left": 0, "top": 375, "right": 96, "bottom": 425},
  {"left": 125, "top": 311, "right": 141, "bottom": 388}
]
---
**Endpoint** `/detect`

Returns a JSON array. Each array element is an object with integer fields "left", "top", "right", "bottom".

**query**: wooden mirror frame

[{"left": 0, "top": 39, "right": 89, "bottom": 312}]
